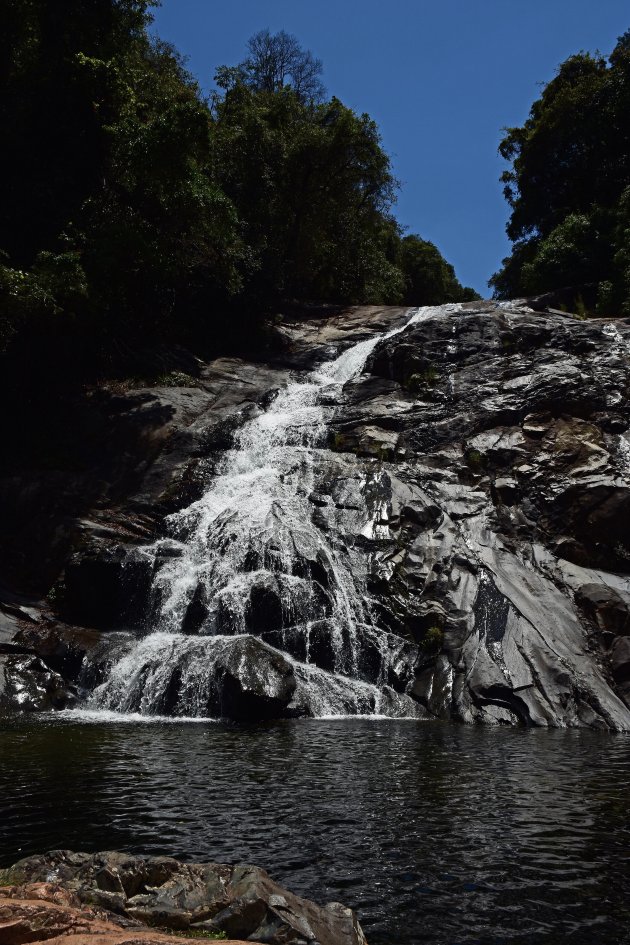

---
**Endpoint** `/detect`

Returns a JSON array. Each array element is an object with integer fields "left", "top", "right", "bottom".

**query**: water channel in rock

[{"left": 88, "top": 307, "right": 439, "bottom": 719}]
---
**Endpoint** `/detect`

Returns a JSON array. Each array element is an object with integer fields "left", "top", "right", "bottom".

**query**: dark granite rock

[
  {"left": 575, "top": 583, "right": 630, "bottom": 637},
  {"left": 611, "top": 636, "right": 630, "bottom": 683},
  {"left": 328, "top": 301, "right": 630, "bottom": 729},
  {"left": 6, "top": 851, "right": 367, "bottom": 945},
  {"left": 0, "top": 653, "right": 77, "bottom": 711},
  {"left": 217, "top": 636, "right": 298, "bottom": 721},
  {"left": 3, "top": 301, "right": 630, "bottom": 729}
]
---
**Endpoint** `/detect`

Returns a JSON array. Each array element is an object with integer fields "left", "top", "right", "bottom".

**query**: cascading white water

[{"left": 91, "top": 307, "right": 440, "bottom": 718}]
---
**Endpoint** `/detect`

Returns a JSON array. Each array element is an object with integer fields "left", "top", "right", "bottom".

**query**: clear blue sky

[{"left": 152, "top": 1, "right": 630, "bottom": 296}]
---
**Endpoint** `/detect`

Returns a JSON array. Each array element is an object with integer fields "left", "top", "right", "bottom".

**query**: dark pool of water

[{"left": 1, "top": 716, "right": 629, "bottom": 945}]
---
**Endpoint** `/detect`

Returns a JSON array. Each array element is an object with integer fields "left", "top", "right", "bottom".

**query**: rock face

[
  {"left": 2, "top": 300, "right": 630, "bottom": 729},
  {"left": 0, "top": 652, "right": 77, "bottom": 712},
  {"left": 1, "top": 851, "right": 367, "bottom": 945},
  {"left": 339, "top": 302, "right": 630, "bottom": 728}
]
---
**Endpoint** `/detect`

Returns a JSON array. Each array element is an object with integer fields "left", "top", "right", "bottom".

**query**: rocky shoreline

[
  {"left": 1, "top": 300, "right": 630, "bottom": 728},
  {"left": 0, "top": 851, "right": 366, "bottom": 945}
]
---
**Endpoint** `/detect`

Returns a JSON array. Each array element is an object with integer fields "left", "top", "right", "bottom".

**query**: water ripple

[{"left": 1, "top": 718, "right": 629, "bottom": 945}]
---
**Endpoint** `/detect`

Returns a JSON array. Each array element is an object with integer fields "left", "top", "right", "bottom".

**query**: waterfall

[{"left": 89, "top": 308, "right": 436, "bottom": 718}]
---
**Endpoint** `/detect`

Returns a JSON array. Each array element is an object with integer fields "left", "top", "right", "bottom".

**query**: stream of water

[{"left": 89, "top": 306, "right": 438, "bottom": 719}]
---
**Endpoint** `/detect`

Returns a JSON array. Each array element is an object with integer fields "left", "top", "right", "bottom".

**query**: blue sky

[{"left": 152, "top": 1, "right": 630, "bottom": 295}]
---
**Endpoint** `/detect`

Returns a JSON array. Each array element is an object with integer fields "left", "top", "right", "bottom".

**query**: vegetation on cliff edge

[
  {"left": 0, "top": 0, "right": 477, "bottom": 377},
  {"left": 491, "top": 30, "right": 630, "bottom": 314}
]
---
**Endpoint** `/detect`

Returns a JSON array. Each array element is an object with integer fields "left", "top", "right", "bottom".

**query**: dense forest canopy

[
  {"left": 491, "top": 30, "right": 630, "bottom": 314},
  {"left": 0, "top": 0, "right": 477, "bottom": 373}
]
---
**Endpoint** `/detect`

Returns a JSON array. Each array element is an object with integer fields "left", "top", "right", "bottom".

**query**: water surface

[{"left": 1, "top": 717, "right": 629, "bottom": 945}]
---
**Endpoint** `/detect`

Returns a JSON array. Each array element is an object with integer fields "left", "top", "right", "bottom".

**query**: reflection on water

[{"left": 1, "top": 717, "right": 629, "bottom": 945}]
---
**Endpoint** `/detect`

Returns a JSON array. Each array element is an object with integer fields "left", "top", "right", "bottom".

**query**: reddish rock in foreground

[
  {"left": 0, "top": 890, "right": 253, "bottom": 944},
  {"left": 0, "top": 851, "right": 367, "bottom": 945}
]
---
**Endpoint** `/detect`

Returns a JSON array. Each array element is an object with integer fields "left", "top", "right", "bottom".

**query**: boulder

[
  {"left": 91, "top": 634, "right": 299, "bottom": 722},
  {"left": 4, "top": 851, "right": 368, "bottom": 945},
  {"left": 0, "top": 653, "right": 76, "bottom": 711},
  {"left": 217, "top": 636, "right": 297, "bottom": 721},
  {"left": 14, "top": 622, "right": 104, "bottom": 680}
]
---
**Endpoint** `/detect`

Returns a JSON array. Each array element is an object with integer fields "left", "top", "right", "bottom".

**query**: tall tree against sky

[
  {"left": 243, "top": 29, "right": 325, "bottom": 101},
  {"left": 212, "top": 30, "right": 477, "bottom": 306},
  {"left": 152, "top": 0, "right": 630, "bottom": 294},
  {"left": 214, "top": 28, "right": 325, "bottom": 101},
  {"left": 0, "top": 3, "right": 475, "bottom": 370},
  {"left": 491, "top": 29, "right": 630, "bottom": 314}
]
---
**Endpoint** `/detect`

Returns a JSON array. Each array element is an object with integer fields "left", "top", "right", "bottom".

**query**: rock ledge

[{"left": 0, "top": 851, "right": 367, "bottom": 945}]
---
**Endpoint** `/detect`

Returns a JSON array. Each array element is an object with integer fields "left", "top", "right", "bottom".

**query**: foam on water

[{"left": 53, "top": 709, "right": 217, "bottom": 724}]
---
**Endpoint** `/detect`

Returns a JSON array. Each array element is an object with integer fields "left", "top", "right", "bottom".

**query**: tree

[
  {"left": 211, "top": 32, "right": 475, "bottom": 308},
  {"left": 0, "top": 0, "right": 155, "bottom": 266},
  {"left": 491, "top": 30, "right": 630, "bottom": 314},
  {"left": 0, "top": 0, "right": 244, "bottom": 358},
  {"left": 0, "top": 8, "right": 475, "bottom": 371},
  {"left": 216, "top": 29, "right": 325, "bottom": 102},
  {"left": 211, "top": 84, "right": 402, "bottom": 303},
  {"left": 398, "top": 235, "right": 480, "bottom": 305}
]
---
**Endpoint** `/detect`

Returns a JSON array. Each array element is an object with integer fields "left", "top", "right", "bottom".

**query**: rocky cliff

[{"left": 2, "top": 300, "right": 630, "bottom": 729}]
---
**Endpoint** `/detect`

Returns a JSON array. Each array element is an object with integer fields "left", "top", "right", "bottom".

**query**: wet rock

[
  {"left": 611, "top": 636, "right": 630, "bottom": 683},
  {"left": 0, "top": 653, "right": 77, "bottom": 711},
  {"left": 92, "top": 634, "right": 299, "bottom": 721},
  {"left": 5, "top": 851, "right": 367, "bottom": 945},
  {"left": 575, "top": 584, "right": 630, "bottom": 637},
  {"left": 333, "top": 302, "right": 630, "bottom": 729},
  {"left": 218, "top": 636, "right": 297, "bottom": 721},
  {"left": 245, "top": 572, "right": 332, "bottom": 635},
  {"left": 3, "top": 300, "right": 630, "bottom": 729},
  {"left": 492, "top": 477, "right": 519, "bottom": 505},
  {"left": 522, "top": 412, "right": 552, "bottom": 437},
  {"left": 331, "top": 424, "right": 401, "bottom": 459},
  {"left": 63, "top": 545, "right": 154, "bottom": 630},
  {"left": 14, "top": 622, "right": 103, "bottom": 680},
  {"left": 180, "top": 582, "right": 209, "bottom": 634}
]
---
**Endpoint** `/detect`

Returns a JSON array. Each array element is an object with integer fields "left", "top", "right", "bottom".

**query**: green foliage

[
  {"left": 405, "top": 365, "right": 439, "bottom": 391},
  {"left": 154, "top": 371, "right": 199, "bottom": 387},
  {"left": 1, "top": 0, "right": 158, "bottom": 265},
  {"left": 0, "top": 4, "right": 472, "bottom": 371},
  {"left": 211, "top": 84, "right": 405, "bottom": 305},
  {"left": 0, "top": 0, "right": 244, "bottom": 357},
  {"left": 491, "top": 31, "right": 630, "bottom": 314},
  {"left": 398, "top": 235, "right": 480, "bottom": 305},
  {"left": 0, "top": 248, "right": 87, "bottom": 350},
  {"left": 466, "top": 448, "right": 485, "bottom": 471},
  {"left": 0, "top": 867, "right": 20, "bottom": 887},
  {"left": 420, "top": 626, "right": 444, "bottom": 652},
  {"left": 175, "top": 930, "right": 226, "bottom": 941}
]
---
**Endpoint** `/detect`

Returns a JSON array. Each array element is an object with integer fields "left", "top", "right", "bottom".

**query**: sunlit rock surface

[
  {"left": 1, "top": 850, "right": 367, "bottom": 945},
  {"left": 2, "top": 301, "right": 630, "bottom": 728}
]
